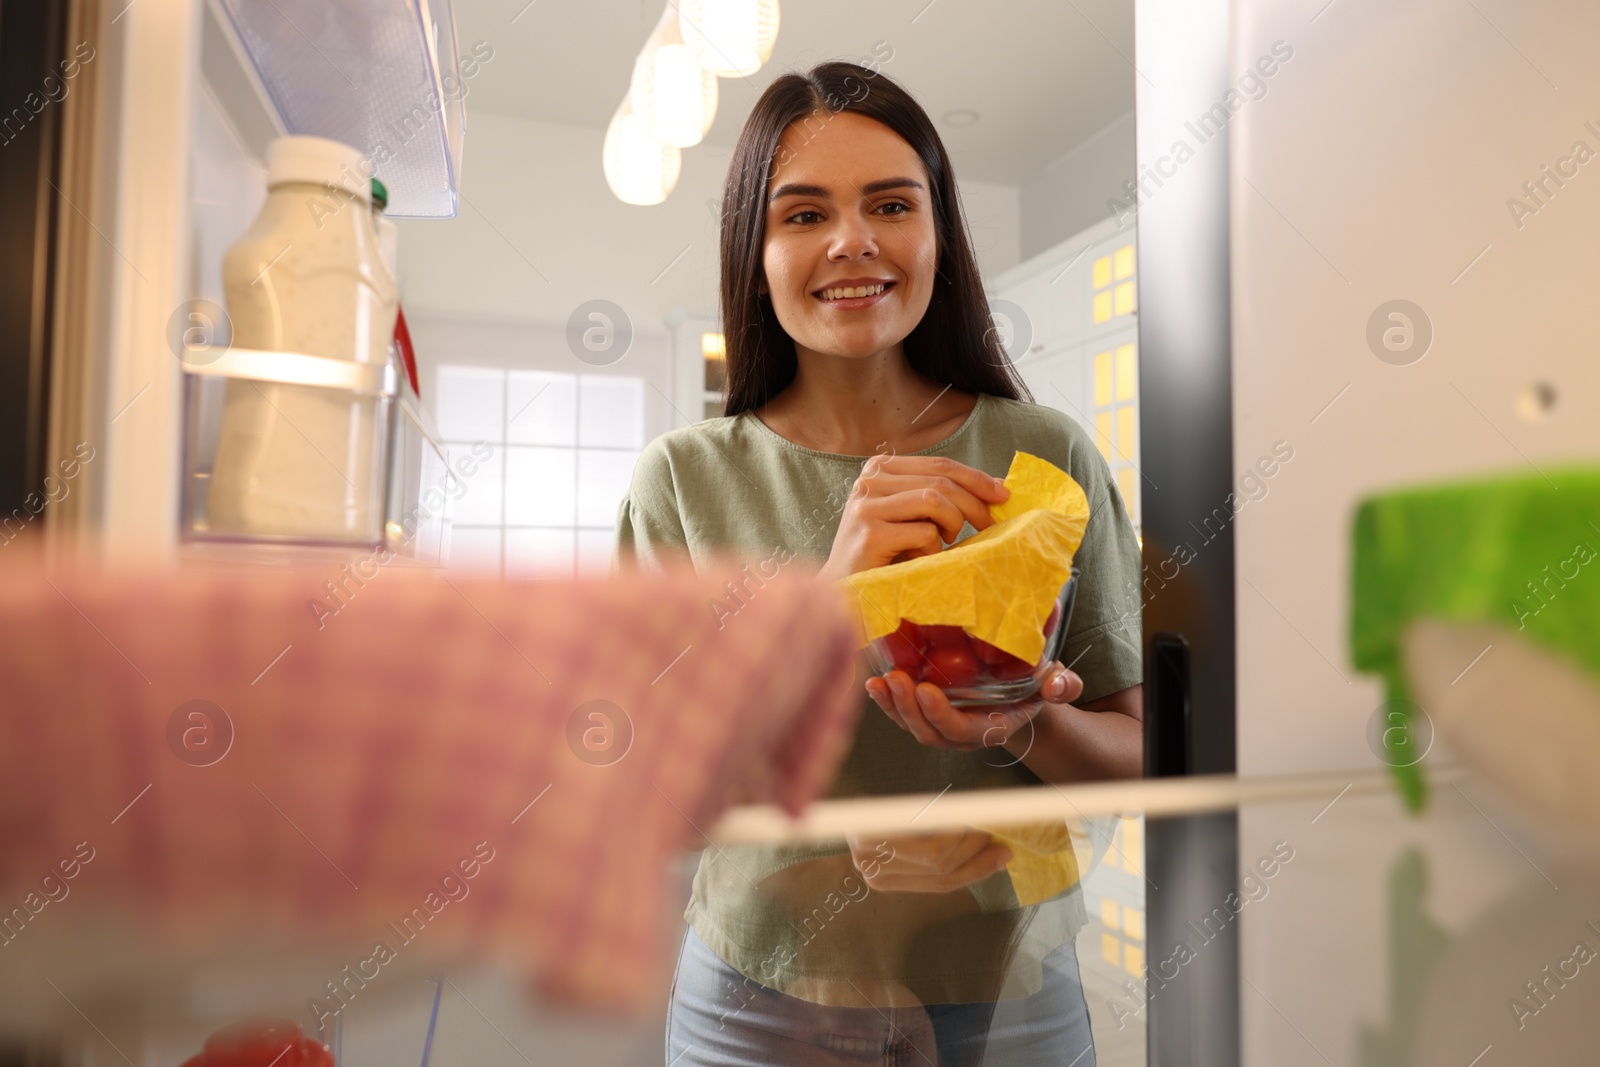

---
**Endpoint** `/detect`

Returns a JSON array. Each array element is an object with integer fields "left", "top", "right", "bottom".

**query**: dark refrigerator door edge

[
  {"left": 1136, "top": 0, "right": 1241, "bottom": 1063},
  {"left": 0, "top": 0, "right": 70, "bottom": 521}
]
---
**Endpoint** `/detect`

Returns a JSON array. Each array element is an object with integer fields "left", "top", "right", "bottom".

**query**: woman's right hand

[
  {"left": 817, "top": 456, "right": 1010, "bottom": 581},
  {"left": 846, "top": 829, "right": 1012, "bottom": 894}
]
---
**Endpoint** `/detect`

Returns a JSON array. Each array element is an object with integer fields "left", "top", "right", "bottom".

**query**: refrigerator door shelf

[
  {"left": 179, "top": 349, "right": 453, "bottom": 566},
  {"left": 213, "top": 0, "right": 465, "bottom": 218}
]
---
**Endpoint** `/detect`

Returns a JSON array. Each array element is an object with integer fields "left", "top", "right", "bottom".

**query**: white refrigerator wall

[
  {"left": 96, "top": 0, "right": 203, "bottom": 562},
  {"left": 1231, "top": 0, "right": 1600, "bottom": 779},
  {"left": 1232, "top": 1, "right": 1600, "bottom": 1064}
]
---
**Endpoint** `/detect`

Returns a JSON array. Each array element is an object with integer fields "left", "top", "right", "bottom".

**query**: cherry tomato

[
  {"left": 203, "top": 1019, "right": 301, "bottom": 1064},
  {"left": 926, "top": 646, "right": 981, "bottom": 687},
  {"left": 970, "top": 637, "right": 1013, "bottom": 665},
  {"left": 989, "top": 654, "right": 1037, "bottom": 681},
  {"left": 1043, "top": 603, "right": 1061, "bottom": 638},
  {"left": 883, "top": 630, "right": 924, "bottom": 673},
  {"left": 296, "top": 1038, "right": 335, "bottom": 1067},
  {"left": 921, "top": 624, "right": 970, "bottom": 649}
]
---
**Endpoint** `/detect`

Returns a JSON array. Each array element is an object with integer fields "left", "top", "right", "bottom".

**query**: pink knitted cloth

[{"left": 0, "top": 550, "right": 861, "bottom": 1014}]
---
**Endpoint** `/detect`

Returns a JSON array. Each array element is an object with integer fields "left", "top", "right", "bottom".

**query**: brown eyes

[{"left": 780, "top": 202, "right": 910, "bottom": 226}]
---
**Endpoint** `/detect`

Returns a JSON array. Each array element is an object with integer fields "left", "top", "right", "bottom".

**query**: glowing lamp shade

[
  {"left": 603, "top": 98, "right": 682, "bottom": 205},
  {"left": 631, "top": 7, "right": 718, "bottom": 147},
  {"left": 679, "top": 0, "right": 780, "bottom": 78}
]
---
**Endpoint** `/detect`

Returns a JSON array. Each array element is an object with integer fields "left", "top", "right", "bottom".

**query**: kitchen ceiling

[{"left": 451, "top": 0, "right": 1135, "bottom": 186}]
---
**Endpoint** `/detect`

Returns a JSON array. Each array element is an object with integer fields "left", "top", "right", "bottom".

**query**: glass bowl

[{"left": 863, "top": 568, "right": 1080, "bottom": 707}]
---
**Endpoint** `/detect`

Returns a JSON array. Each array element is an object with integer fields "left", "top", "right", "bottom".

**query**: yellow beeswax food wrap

[
  {"left": 839, "top": 451, "right": 1092, "bottom": 907},
  {"left": 840, "top": 450, "right": 1091, "bottom": 666},
  {"left": 981, "top": 821, "right": 1085, "bottom": 907}
]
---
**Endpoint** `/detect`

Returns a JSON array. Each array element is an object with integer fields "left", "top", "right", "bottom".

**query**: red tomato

[
  {"left": 926, "top": 646, "right": 981, "bottom": 687},
  {"left": 883, "top": 630, "right": 923, "bottom": 673},
  {"left": 203, "top": 1019, "right": 302, "bottom": 1064},
  {"left": 296, "top": 1038, "right": 335, "bottom": 1067},
  {"left": 970, "top": 637, "right": 1012, "bottom": 665},
  {"left": 989, "top": 654, "right": 1037, "bottom": 681},
  {"left": 921, "top": 624, "right": 970, "bottom": 649}
]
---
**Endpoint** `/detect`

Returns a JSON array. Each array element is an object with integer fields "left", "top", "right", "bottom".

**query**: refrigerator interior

[{"left": 1231, "top": 0, "right": 1600, "bottom": 1063}]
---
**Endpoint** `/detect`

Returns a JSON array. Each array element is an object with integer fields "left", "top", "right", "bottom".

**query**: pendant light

[
  {"left": 678, "top": 0, "right": 780, "bottom": 78},
  {"left": 602, "top": 97, "right": 682, "bottom": 205},
  {"left": 631, "top": 5, "right": 718, "bottom": 148}
]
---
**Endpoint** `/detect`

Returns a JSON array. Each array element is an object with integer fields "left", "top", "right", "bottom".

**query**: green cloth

[
  {"left": 614, "top": 392, "right": 1144, "bottom": 1004},
  {"left": 1350, "top": 467, "right": 1600, "bottom": 810}
]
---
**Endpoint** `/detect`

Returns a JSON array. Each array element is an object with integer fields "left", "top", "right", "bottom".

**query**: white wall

[
  {"left": 961, "top": 179, "right": 1022, "bottom": 280},
  {"left": 1020, "top": 110, "right": 1136, "bottom": 260},
  {"left": 392, "top": 113, "right": 725, "bottom": 336}
]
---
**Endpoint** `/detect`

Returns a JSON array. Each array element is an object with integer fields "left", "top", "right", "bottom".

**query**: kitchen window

[
  {"left": 1091, "top": 339, "right": 1140, "bottom": 528},
  {"left": 1091, "top": 243, "right": 1137, "bottom": 325},
  {"left": 434, "top": 365, "right": 644, "bottom": 577},
  {"left": 1089, "top": 242, "right": 1140, "bottom": 528}
]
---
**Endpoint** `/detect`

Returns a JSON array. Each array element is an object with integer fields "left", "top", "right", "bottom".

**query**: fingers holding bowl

[
  {"left": 866, "top": 667, "right": 1062, "bottom": 753},
  {"left": 1038, "top": 662, "right": 1085, "bottom": 704}
]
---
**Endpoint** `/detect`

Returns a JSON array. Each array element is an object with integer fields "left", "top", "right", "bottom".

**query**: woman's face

[{"left": 762, "top": 111, "right": 939, "bottom": 361}]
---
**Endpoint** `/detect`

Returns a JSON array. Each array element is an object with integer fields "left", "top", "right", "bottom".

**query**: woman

[{"left": 616, "top": 61, "right": 1144, "bottom": 1066}]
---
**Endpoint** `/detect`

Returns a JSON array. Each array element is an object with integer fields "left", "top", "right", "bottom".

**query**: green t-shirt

[{"left": 614, "top": 391, "right": 1144, "bottom": 1005}]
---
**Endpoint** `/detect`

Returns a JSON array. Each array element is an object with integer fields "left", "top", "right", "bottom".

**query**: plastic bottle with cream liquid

[{"left": 207, "top": 136, "right": 398, "bottom": 541}]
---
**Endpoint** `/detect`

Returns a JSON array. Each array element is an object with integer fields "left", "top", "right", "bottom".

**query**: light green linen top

[{"left": 614, "top": 391, "right": 1144, "bottom": 1005}]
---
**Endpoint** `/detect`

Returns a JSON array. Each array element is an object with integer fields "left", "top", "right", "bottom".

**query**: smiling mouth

[{"left": 815, "top": 282, "right": 894, "bottom": 302}]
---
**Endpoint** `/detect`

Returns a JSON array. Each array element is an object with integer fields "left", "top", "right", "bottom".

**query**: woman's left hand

[{"left": 864, "top": 663, "right": 1085, "bottom": 752}]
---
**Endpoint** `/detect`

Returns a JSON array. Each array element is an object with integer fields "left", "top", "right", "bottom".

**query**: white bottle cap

[{"left": 265, "top": 135, "right": 371, "bottom": 201}]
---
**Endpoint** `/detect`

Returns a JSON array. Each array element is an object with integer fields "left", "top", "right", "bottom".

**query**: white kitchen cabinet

[
  {"left": 1014, "top": 341, "right": 1087, "bottom": 428},
  {"left": 992, "top": 215, "right": 1142, "bottom": 529}
]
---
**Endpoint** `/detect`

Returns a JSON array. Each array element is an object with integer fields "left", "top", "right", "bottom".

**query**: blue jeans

[{"left": 665, "top": 925, "right": 1097, "bottom": 1066}]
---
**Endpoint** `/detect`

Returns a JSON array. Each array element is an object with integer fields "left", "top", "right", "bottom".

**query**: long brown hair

[{"left": 718, "top": 61, "right": 1032, "bottom": 417}]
